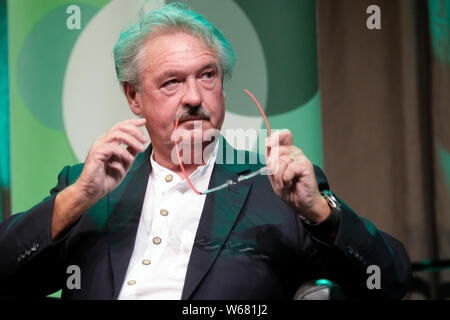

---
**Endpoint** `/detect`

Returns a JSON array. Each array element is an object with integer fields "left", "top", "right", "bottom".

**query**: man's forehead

[{"left": 142, "top": 32, "right": 219, "bottom": 73}]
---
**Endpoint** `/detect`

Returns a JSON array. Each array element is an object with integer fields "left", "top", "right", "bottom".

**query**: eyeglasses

[
  {"left": 174, "top": 89, "right": 272, "bottom": 195},
  {"left": 201, "top": 166, "right": 268, "bottom": 194}
]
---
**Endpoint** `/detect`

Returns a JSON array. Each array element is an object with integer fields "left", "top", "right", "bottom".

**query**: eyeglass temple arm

[{"left": 202, "top": 167, "right": 268, "bottom": 195}]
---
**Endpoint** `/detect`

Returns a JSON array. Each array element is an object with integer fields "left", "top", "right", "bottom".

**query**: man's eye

[
  {"left": 162, "top": 79, "right": 178, "bottom": 87},
  {"left": 203, "top": 71, "right": 214, "bottom": 79}
]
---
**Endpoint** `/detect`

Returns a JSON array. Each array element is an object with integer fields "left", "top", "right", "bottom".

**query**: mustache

[{"left": 174, "top": 105, "right": 211, "bottom": 122}]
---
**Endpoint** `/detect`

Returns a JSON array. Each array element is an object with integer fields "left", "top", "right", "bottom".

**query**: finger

[
  {"left": 266, "top": 140, "right": 300, "bottom": 165},
  {"left": 127, "top": 145, "right": 138, "bottom": 157},
  {"left": 266, "top": 129, "right": 293, "bottom": 148},
  {"left": 105, "top": 131, "right": 146, "bottom": 154},
  {"left": 270, "top": 145, "right": 305, "bottom": 158},
  {"left": 266, "top": 146, "right": 303, "bottom": 175},
  {"left": 104, "top": 143, "right": 136, "bottom": 170},
  {"left": 273, "top": 156, "right": 291, "bottom": 190},
  {"left": 265, "top": 131, "right": 280, "bottom": 151},
  {"left": 111, "top": 123, "right": 148, "bottom": 144},
  {"left": 111, "top": 118, "right": 146, "bottom": 130},
  {"left": 107, "top": 160, "right": 127, "bottom": 181},
  {"left": 266, "top": 145, "right": 281, "bottom": 176},
  {"left": 282, "top": 156, "right": 311, "bottom": 186},
  {"left": 278, "top": 129, "right": 293, "bottom": 146}
]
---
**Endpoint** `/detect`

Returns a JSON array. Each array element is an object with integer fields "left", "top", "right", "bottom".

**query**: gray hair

[{"left": 113, "top": 2, "right": 236, "bottom": 91}]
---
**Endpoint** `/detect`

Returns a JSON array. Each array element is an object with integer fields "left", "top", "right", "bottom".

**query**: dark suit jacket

[{"left": 0, "top": 141, "right": 411, "bottom": 299}]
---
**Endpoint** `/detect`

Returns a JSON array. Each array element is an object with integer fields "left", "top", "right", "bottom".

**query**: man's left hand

[{"left": 266, "top": 130, "right": 330, "bottom": 224}]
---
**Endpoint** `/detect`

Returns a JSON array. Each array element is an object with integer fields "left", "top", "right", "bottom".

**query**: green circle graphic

[{"left": 17, "top": 4, "right": 99, "bottom": 130}]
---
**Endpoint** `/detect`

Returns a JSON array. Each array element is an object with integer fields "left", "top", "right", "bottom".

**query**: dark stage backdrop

[{"left": 317, "top": 0, "right": 449, "bottom": 298}]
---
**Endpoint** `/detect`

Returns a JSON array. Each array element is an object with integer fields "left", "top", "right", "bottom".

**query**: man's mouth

[{"left": 178, "top": 116, "right": 209, "bottom": 123}]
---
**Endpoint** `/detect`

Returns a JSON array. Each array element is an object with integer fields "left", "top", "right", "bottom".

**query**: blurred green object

[
  {"left": 0, "top": 0, "right": 10, "bottom": 221},
  {"left": 428, "top": 0, "right": 450, "bottom": 64}
]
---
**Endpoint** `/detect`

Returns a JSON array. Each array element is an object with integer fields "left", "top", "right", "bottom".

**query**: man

[{"left": 0, "top": 3, "right": 411, "bottom": 299}]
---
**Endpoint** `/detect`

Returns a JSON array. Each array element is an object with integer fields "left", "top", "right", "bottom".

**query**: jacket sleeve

[
  {"left": 296, "top": 166, "right": 412, "bottom": 299},
  {"left": 0, "top": 166, "right": 73, "bottom": 298}
]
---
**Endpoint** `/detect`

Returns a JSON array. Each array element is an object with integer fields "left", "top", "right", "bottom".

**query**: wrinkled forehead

[{"left": 140, "top": 30, "right": 221, "bottom": 75}]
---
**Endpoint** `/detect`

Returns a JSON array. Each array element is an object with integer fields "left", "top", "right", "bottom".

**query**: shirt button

[
  {"left": 142, "top": 259, "right": 151, "bottom": 265},
  {"left": 127, "top": 280, "right": 136, "bottom": 286},
  {"left": 153, "top": 237, "right": 162, "bottom": 245},
  {"left": 165, "top": 174, "right": 173, "bottom": 182},
  {"left": 160, "top": 209, "right": 169, "bottom": 216}
]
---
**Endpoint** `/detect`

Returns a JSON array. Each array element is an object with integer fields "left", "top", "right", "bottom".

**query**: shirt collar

[{"left": 149, "top": 141, "right": 218, "bottom": 191}]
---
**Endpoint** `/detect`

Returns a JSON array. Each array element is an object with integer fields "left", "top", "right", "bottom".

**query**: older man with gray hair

[{"left": 0, "top": 3, "right": 410, "bottom": 300}]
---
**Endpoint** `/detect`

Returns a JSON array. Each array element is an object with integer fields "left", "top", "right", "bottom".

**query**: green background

[{"left": 8, "top": 0, "right": 323, "bottom": 215}]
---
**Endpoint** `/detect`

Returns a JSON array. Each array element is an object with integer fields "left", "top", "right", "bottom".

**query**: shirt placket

[{"left": 144, "top": 172, "right": 175, "bottom": 266}]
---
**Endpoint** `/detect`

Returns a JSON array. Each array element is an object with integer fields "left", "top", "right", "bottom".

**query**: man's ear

[{"left": 122, "top": 82, "right": 141, "bottom": 116}]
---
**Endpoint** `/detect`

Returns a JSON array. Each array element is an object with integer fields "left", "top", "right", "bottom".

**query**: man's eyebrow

[
  {"left": 199, "top": 62, "right": 219, "bottom": 72},
  {"left": 156, "top": 70, "right": 182, "bottom": 83},
  {"left": 156, "top": 62, "right": 220, "bottom": 82}
]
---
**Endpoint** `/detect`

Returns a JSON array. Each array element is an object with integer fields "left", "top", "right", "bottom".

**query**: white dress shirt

[{"left": 117, "top": 145, "right": 217, "bottom": 300}]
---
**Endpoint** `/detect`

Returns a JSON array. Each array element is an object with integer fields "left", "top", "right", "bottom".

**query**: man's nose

[{"left": 182, "top": 78, "right": 202, "bottom": 108}]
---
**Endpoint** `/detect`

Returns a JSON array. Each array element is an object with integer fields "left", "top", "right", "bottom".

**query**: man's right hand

[
  {"left": 76, "top": 118, "right": 148, "bottom": 202},
  {"left": 51, "top": 118, "right": 148, "bottom": 240}
]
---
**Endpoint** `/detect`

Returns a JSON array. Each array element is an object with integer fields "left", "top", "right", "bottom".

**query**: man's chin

[
  {"left": 188, "top": 130, "right": 212, "bottom": 145},
  {"left": 174, "top": 119, "right": 220, "bottom": 147}
]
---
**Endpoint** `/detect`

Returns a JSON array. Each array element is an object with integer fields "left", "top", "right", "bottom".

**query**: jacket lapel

[
  {"left": 106, "top": 140, "right": 257, "bottom": 300},
  {"left": 181, "top": 140, "right": 254, "bottom": 299},
  {"left": 107, "top": 145, "right": 152, "bottom": 299}
]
